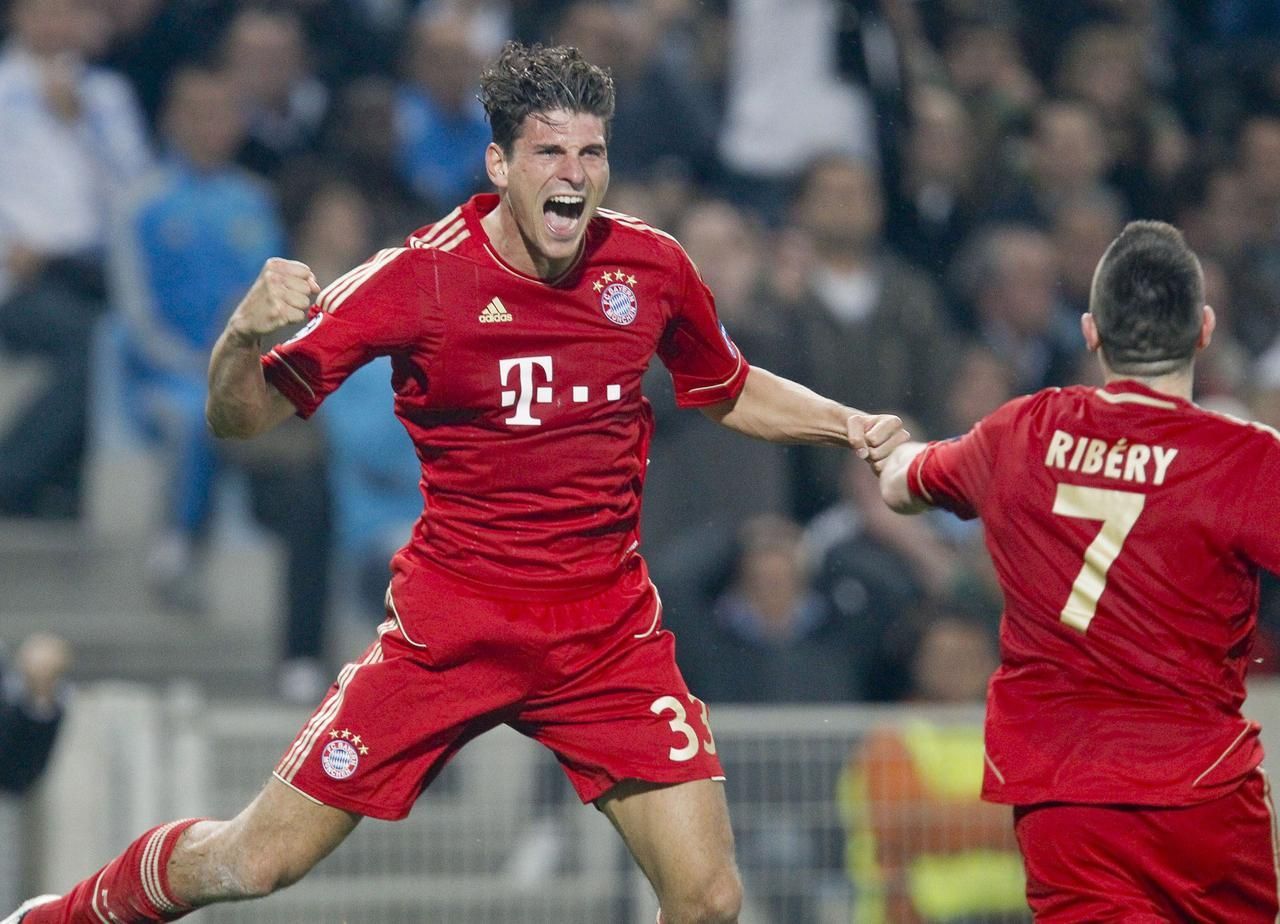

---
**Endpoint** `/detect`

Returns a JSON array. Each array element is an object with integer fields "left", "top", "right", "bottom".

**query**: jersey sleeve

[
  {"left": 656, "top": 247, "right": 749, "bottom": 408},
  {"left": 1234, "top": 436, "right": 1280, "bottom": 573},
  {"left": 908, "top": 395, "right": 1031, "bottom": 520},
  {"left": 262, "top": 248, "right": 425, "bottom": 418}
]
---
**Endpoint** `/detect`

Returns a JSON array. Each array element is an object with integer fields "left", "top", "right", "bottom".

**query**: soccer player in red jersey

[
  {"left": 878, "top": 220, "right": 1280, "bottom": 922},
  {"left": 6, "top": 43, "right": 908, "bottom": 924}
]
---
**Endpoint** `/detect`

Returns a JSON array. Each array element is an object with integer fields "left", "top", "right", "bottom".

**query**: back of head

[
  {"left": 1089, "top": 220, "right": 1203, "bottom": 375},
  {"left": 478, "top": 41, "right": 615, "bottom": 153}
]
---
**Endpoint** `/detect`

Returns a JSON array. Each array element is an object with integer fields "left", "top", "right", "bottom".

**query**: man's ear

[
  {"left": 1081, "top": 312, "right": 1101, "bottom": 353},
  {"left": 485, "top": 142, "right": 508, "bottom": 189},
  {"left": 1197, "top": 304, "right": 1216, "bottom": 350}
]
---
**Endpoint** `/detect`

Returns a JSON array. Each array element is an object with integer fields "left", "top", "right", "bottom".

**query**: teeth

[{"left": 548, "top": 195, "right": 584, "bottom": 205}]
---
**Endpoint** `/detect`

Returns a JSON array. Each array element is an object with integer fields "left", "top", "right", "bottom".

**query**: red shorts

[
  {"left": 274, "top": 557, "right": 724, "bottom": 820},
  {"left": 1013, "top": 769, "right": 1279, "bottom": 922}
]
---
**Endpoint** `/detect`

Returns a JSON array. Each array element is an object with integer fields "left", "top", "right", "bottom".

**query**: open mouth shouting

[{"left": 544, "top": 193, "right": 587, "bottom": 240}]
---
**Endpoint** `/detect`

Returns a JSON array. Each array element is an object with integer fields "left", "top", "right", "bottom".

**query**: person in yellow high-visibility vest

[{"left": 838, "top": 612, "right": 1027, "bottom": 923}]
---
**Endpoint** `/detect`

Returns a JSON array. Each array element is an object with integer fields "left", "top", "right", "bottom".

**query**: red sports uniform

[
  {"left": 262, "top": 195, "right": 745, "bottom": 818},
  {"left": 909, "top": 380, "right": 1280, "bottom": 920}
]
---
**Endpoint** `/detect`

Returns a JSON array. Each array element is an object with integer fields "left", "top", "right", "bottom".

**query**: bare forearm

[
  {"left": 704, "top": 366, "right": 855, "bottom": 447},
  {"left": 206, "top": 257, "right": 318, "bottom": 439},
  {"left": 206, "top": 328, "right": 278, "bottom": 438},
  {"left": 879, "top": 441, "right": 930, "bottom": 514}
]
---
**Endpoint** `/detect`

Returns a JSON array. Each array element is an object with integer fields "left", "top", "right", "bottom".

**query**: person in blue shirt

[
  {"left": 110, "top": 65, "right": 333, "bottom": 702},
  {"left": 393, "top": 12, "right": 490, "bottom": 207}
]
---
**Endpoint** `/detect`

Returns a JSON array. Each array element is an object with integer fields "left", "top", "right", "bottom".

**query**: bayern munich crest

[
  {"left": 593, "top": 270, "right": 639, "bottom": 325},
  {"left": 321, "top": 728, "right": 368, "bottom": 779}
]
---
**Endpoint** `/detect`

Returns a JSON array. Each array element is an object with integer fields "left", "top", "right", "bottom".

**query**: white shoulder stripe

[
  {"left": 436, "top": 227, "right": 471, "bottom": 253},
  {"left": 598, "top": 208, "right": 680, "bottom": 245},
  {"left": 318, "top": 247, "right": 408, "bottom": 314},
  {"left": 411, "top": 207, "right": 462, "bottom": 246}
]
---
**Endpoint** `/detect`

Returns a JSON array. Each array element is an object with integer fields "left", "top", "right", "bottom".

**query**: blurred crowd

[{"left": 2, "top": 0, "right": 1280, "bottom": 704}]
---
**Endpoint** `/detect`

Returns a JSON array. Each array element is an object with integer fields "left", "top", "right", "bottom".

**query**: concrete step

[{"left": 0, "top": 517, "right": 283, "bottom": 695}]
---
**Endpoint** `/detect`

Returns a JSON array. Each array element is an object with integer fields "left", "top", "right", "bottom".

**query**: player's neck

[
  {"left": 481, "top": 200, "right": 578, "bottom": 281},
  {"left": 1104, "top": 368, "right": 1194, "bottom": 402}
]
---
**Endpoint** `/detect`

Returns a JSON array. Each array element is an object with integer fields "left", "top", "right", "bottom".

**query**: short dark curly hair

[
  {"left": 478, "top": 41, "right": 615, "bottom": 153},
  {"left": 1090, "top": 221, "right": 1204, "bottom": 375}
]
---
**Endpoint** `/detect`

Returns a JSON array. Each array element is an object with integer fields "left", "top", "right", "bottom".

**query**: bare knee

[
  {"left": 171, "top": 818, "right": 324, "bottom": 902},
  {"left": 661, "top": 865, "right": 742, "bottom": 924},
  {"left": 231, "top": 848, "right": 311, "bottom": 899}
]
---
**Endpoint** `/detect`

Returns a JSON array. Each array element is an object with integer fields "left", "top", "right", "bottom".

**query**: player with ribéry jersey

[{"left": 881, "top": 220, "right": 1280, "bottom": 922}]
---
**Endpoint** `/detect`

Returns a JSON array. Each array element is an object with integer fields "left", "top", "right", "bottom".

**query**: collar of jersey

[
  {"left": 466, "top": 193, "right": 588, "bottom": 288},
  {"left": 1099, "top": 378, "right": 1191, "bottom": 408}
]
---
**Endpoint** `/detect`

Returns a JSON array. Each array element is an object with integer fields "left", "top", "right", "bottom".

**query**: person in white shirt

[{"left": 0, "top": 0, "right": 151, "bottom": 518}]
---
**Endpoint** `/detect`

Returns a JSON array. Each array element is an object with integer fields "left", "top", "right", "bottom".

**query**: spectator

[
  {"left": 641, "top": 198, "right": 799, "bottom": 596},
  {"left": 312, "top": 76, "right": 435, "bottom": 244},
  {"left": 555, "top": 0, "right": 722, "bottom": 186},
  {"left": 838, "top": 610, "right": 1024, "bottom": 924},
  {"left": 887, "top": 85, "right": 981, "bottom": 276},
  {"left": 808, "top": 464, "right": 938, "bottom": 701},
  {"left": 394, "top": 10, "right": 490, "bottom": 207},
  {"left": 1193, "top": 255, "right": 1250, "bottom": 403},
  {"left": 985, "top": 99, "right": 1115, "bottom": 231},
  {"left": 940, "top": 19, "right": 1042, "bottom": 169},
  {"left": 221, "top": 6, "right": 328, "bottom": 179},
  {"left": 718, "top": 0, "right": 877, "bottom": 221},
  {"left": 950, "top": 223, "right": 1081, "bottom": 392},
  {"left": 1051, "top": 188, "right": 1127, "bottom": 316},
  {"left": 293, "top": 179, "right": 421, "bottom": 616},
  {"left": 0, "top": 634, "right": 71, "bottom": 796},
  {"left": 0, "top": 0, "right": 151, "bottom": 518},
  {"left": 677, "top": 514, "right": 863, "bottom": 704},
  {"left": 783, "top": 153, "right": 956, "bottom": 514},
  {"left": 109, "top": 66, "right": 332, "bottom": 703},
  {"left": 1239, "top": 116, "right": 1280, "bottom": 236},
  {"left": 1054, "top": 23, "right": 1190, "bottom": 217}
]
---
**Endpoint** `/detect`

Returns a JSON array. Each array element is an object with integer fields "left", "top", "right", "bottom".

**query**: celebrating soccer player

[
  {"left": 5, "top": 42, "right": 907, "bottom": 924},
  {"left": 879, "top": 220, "right": 1279, "bottom": 921}
]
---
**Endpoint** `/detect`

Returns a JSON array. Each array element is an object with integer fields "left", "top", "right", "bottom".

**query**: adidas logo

[{"left": 479, "top": 298, "right": 513, "bottom": 323}]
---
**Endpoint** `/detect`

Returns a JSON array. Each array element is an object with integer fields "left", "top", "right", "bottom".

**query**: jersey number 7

[{"left": 1052, "top": 484, "right": 1147, "bottom": 633}]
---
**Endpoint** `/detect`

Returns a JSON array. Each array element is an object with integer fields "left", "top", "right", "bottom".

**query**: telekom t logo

[
  {"left": 499, "top": 356, "right": 554, "bottom": 426},
  {"left": 498, "top": 356, "right": 624, "bottom": 426}
]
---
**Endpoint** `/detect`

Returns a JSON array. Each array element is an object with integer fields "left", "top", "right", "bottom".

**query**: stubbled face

[{"left": 484, "top": 109, "right": 609, "bottom": 279}]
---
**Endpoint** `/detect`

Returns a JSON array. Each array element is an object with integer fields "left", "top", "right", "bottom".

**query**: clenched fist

[
  {"left": 846, "top": 413, "right": 910, "bottom": 474},
  {"left": 226, "top": 258, "right": 321, "bottom": 345}
]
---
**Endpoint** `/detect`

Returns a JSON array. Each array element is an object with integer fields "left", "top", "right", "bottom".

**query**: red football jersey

[
  {"left": 909, "top": 380, "right": 1280, "bottom": 806},
  {"left": 262, "top": 195, "right": 747, "bottom": 598}
]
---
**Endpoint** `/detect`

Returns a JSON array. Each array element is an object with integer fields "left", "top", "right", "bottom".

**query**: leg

[
  {"left": 169, "top": 777, "right": 358, "bottom": 904},
  {"left": 598, "top": 778, "right": 742, "bottom": 924},
  {"left": 244, "top": 459, "right": 333, "bottom": 664},
  {"left": 21, "top": 779, "right": 358, "bottom": 923},
  {"left": 0, "top": 274, "right": 101, "bottom": 516}
]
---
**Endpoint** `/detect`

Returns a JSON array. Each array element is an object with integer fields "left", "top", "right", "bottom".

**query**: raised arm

[
  {"left": 878, "top": 441, "right": 930, "bottom": 514},
  {"left": 700, "top": 365, "right": 908, "bottom": 468},
  {"left": 206, "top": 258, "right": 319, "bottom": 439}
]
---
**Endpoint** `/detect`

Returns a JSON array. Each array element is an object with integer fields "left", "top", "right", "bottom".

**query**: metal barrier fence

[{"left": 27, "top": 683, "right": 1280, "bottom": 922}]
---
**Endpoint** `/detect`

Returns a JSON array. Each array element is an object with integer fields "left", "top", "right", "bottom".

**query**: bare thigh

[{"left": 599, "top": 778, "right": 741, "bottom": 922}]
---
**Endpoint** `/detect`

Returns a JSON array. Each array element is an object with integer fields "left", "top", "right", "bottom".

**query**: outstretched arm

[
  {"left": 207, "top": 258, "right": 319, "bottom": 439},
  {"left": 879, "top": 441, "right": 931, "bottom": 514},
  {"left": 700, "top": 365, "right": 908, "bottom": 468}
]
